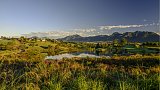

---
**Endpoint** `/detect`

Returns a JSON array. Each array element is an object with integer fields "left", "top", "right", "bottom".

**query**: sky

[{"left": 0, "top": 0, "right": 159, "bottom": 36}]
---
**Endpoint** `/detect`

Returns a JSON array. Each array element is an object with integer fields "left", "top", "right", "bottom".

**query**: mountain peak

[
  {"left": 59, "top": 34, "right": 82, "bottom": 41},
  {"left": 112, "top": 32, "right": 122, "bottom": 36},
  {"left": 65, "top": 34, "right": 82, "bottom": 38},
  {"left": 58, "top": 31, "right": 160, "bottom": 42}
]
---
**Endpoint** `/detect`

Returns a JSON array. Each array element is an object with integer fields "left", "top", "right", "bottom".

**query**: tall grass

[{"left": 0, "top": 56, "right": 159, "bottom": 90}]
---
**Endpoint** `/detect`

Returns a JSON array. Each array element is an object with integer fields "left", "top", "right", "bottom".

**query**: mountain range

[
  {"left": 22, "top": 23, "right": 159, "bottom": 39},
  {"left": 58, "top": 31, "right": 160, "bottom": 42}
]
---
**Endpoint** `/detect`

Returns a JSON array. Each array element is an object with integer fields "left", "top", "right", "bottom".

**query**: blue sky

[{"left": 0, "top": 0, "right": 159, "bottom": 36}]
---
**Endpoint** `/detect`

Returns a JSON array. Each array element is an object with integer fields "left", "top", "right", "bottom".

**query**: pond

[{"left": 45, "top": 52, "right": 111, "bottom": 60}]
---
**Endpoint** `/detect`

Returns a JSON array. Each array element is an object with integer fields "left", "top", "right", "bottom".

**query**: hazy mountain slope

[{"left": 58, "top": 31, "right": 160, "bottom": 42}]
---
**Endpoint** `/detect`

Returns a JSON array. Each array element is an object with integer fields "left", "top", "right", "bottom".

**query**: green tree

[
  {"left": 95, "top": 43, "right": 101, "bottom": 49},
  {"left": 47, "top": 45, "right": 56, "bottom": 56},
  {"left": 19, "top": 36, "right": 26, "bottom": 44},
  {"left": 113, "top": 39, "right": 118, "bottom": 46},
  {"left": 120, "top": 38, "right": 127, "bottom": 46}
]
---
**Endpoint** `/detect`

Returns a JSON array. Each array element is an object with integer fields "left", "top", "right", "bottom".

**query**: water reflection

[{"left": 45, "top": 52, "right": 110, "bottom": 60}]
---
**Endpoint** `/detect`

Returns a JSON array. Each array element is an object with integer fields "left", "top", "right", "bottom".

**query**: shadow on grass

[{"left": 74, "top": 56, "right": 160, "bottom": 68}]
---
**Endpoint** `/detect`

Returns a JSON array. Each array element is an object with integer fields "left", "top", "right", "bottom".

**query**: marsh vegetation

[{"left": 0, "top": 37, "right": 159, "bottom": 90}]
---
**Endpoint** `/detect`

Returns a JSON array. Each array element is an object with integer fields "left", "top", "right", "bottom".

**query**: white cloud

[
  {"left": 99, "top": 24, "right": 144, "bottom": 30},
  {"left": 23, "top": 23, "right": 159, "bottom": 39},
  {"left": 74, "top": 28, "right": 96, "bottom": 32},
  {"left": 143, "top": 19, "right": 147, "bottom": 22}
]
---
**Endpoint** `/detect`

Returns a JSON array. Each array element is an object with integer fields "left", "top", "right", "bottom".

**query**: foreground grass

[{"left": 0, "top": 55, "right": 159, "bottom": 90}]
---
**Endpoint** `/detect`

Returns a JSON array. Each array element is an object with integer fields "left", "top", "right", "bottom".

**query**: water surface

[{"left": 45, "top": 52, "right": 110, "bottom": 60}]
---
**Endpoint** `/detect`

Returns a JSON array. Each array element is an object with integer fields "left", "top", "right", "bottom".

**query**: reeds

[{"left": 0, "top": 56, "right": 159, "bottom": 90}]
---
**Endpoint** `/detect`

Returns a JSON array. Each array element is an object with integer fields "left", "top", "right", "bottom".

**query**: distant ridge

[{"left": 58, "top": 31, "right": 160, "bottom": 42}]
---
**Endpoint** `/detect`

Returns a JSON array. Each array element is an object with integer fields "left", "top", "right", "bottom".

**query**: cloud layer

[
  {"left": 23, "top": 23, "right": 159, "bottom": 39},
  {"left": 99, "top": 25, "right": 144, "bottom": 30}
]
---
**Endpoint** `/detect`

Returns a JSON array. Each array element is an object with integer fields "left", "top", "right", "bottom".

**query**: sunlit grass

[
  {"left": 0, "top": 39, "right": 159, "bottom": 89},
  {"left": 0, "top": 55, "right": 159, "bottom": 90}
]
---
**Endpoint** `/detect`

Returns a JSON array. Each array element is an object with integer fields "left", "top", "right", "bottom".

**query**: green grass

[
  {"left": 0, "top": 39, "right": 159, "bottom": 89},
  {"left": 0, "top": 56, "right": 159, "bottom": 90}
]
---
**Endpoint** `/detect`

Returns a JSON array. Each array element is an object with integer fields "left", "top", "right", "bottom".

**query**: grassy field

[
  {"left": 0, "top": 39, "right": 159, "bottom": 90},
  {"left": 0, "top": 55, "right": 159, "bottom": 90}
]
